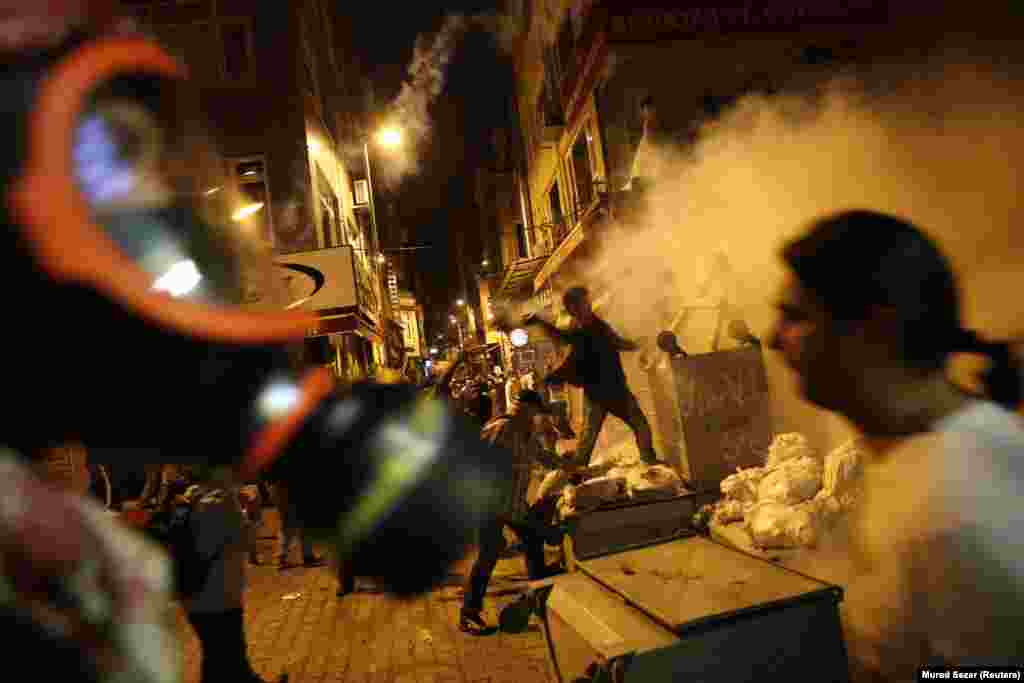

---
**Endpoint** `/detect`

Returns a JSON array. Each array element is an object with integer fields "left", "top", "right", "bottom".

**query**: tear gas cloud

[
  {"left": 563, "top": 49, "right": 1024, "bottom": 453},
  {"left": 546, "top": 47, "right": 1024, "bottom": 648}
]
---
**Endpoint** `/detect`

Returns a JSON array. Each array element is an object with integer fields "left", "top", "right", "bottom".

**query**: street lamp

[
  {"left": 362, "top": 125, "right": 403, "bottom": 275},
  {"left": 232, "top": 202, "right": 264, "bottom": 221},
  {"left": 449, "top": 314, "right": 465, "bottom": 350},
  {"left": 456, "top": 298, "right": 465, "bottom": 306},
  {"left": 377, "top": 127, "right": 402, "bottom": 148}
]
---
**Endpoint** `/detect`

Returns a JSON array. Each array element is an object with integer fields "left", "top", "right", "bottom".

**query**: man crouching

[{"left": 460, "top": 390, "right": 577, "bottom": 634}]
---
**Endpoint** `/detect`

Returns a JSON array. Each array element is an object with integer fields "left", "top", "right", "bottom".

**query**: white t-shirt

[{"left": 841, "top": 400, "right": 1024, "bottom": 677}]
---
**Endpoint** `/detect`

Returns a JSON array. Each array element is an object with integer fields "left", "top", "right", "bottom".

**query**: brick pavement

[{"left": 176, "top": 508, "right": 558, "bottom": 683}]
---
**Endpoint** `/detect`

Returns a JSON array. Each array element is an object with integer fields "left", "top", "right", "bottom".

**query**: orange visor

[{"left": 7, "top": 35, "right": 314, "bottom": 345}]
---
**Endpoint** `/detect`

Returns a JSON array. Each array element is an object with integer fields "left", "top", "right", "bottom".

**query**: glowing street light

[
  {"left": 481, "top": 259, "right": 489, "bottom": 267},
  {"left": 449, "top": 315, "right": 457, "bottom": 323},
  {"left": 377, "top": 127, "right": 402, "bottom": 148},
  {"left": 376, "top": 253, "right": 386, "bottom": 264},
  {"left": 232, "top": 202, "right": 264, "bottom": 221},
  {"left": 429, "top": 347, "right": 439, "bottom": 355},
  {"left": 456, "top": 298, "right": 465, "bottom": 306},
  {"left": 153, "top": 259, "right": 201, "bottom": 298}
]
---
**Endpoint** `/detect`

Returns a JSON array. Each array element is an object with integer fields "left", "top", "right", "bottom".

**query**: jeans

[
  {"left": 574, "top": 389, "right": 658, "bottom": 466},
  {"left": 278, "top": 502, "right": 314, "bottom": 562},
  {"left": 464, "top": 511, "right": 549, "bottom": 612},
  {"left": 187, "top": 608, "right": 262, "bottom": 683}
]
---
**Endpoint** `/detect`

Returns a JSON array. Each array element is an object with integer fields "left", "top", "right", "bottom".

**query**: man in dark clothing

[
  {"left": 460, "top": 391, "right": 577, "bottom": 634},
  {"left": 524, "top": 286, "right": 659, "bottom": 466}
]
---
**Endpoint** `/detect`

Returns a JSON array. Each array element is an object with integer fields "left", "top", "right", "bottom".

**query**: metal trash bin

[{"left": 539, "top": 535, "right": 848, "bottom": 682}]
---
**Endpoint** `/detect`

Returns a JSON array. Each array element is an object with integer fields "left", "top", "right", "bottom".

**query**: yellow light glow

[
  {"left": 204, "top": 186, "right": 222, "bottom": 196},
  {"left": 377, "top": 127, "right": 402, "bottom": 148},
  {"left": 232, "top": 202, "right": 265, "bottom": 221},
  {"left": 456, "top": 298, "right": 465, "bottom": 306},
  {"left": 376, "top": 253, "right": 386, "bottom": 264},
  {"left": 308, "top": 138, "right": 322, "bottom": 154}
]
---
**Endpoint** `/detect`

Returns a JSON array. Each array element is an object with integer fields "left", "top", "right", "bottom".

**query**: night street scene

[{"left": 3, "top": 1, "right": 1024, "bottom": 682}]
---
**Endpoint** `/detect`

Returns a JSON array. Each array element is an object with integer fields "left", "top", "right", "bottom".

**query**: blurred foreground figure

[
  {"left": 771, "top": 209, "right": 1024, "bottom": 678},
  {"left": 0, "top": 5, "right": 509, "bottom": 681}
]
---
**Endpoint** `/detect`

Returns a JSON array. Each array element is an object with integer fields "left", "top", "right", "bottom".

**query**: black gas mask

[{"left": 1, "top": 31, "right": 509, "bottom": 595}]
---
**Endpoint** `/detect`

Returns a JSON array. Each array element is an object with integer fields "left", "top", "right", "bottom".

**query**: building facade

[
  {"left": 495, "top": 0, "right": 940, "bottom": 467},
  {"left": 124, "top": 0, "right": 393, "bottom": 379}
]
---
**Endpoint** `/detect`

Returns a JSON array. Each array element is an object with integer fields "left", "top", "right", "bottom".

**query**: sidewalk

[{"left": 176, "top": 508, "right": 557, "bottom": 683}]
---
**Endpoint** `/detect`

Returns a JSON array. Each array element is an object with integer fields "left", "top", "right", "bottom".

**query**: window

[
  {"left": 229, "top": 157, "right": 272, "bottom": 244},
  {"left": 221, "top": 21, "right": 251, "bottom": 80},
  {"left": 548, "top": 181, "right": 564, "bottom": 241},
  {"left": 151, "top": 19, "right": 251, "bottom": 83},
  {"left": 570, "top": 130, "right": 594, "bottom": 217},
  {"left": 515, "top": 223, "right": 530, "bottom": 260}
]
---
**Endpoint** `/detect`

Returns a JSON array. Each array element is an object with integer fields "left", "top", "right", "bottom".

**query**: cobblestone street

[{"left": 175, "top": 509, "right": 557, "bottom": 683}]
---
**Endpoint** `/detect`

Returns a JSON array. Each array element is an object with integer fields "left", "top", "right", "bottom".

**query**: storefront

[{"left": 273, "top": 245, "right": 383, "bottom": 381}]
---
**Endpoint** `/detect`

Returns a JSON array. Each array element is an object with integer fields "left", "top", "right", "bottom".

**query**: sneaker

[{"left": 458, "top": 608, "right": 492, "bottom": 635}]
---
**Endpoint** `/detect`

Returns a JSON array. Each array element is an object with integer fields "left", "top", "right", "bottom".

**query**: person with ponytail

[{"left": 770, "top": 209, "right": 1023, "bottom": 678}]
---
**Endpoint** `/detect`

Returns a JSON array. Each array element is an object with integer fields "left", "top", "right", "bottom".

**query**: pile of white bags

[
  {"left": 709, "top": 434, "right": 866, "bottom": 549},
  {"left": 547, "top": 460, "right": 688, "bottom": 520},
  {"left": 627, "top": 464, "right": 687, "bottom": 501}
]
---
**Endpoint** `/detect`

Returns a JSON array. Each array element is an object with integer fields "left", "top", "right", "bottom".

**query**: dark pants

[
  {"left": 464, "top": 514, "right": 547, "bottom": 612},
  {"left": 575, "top": 389, "right": 658, "bottom": 466},
  {"left": 187, "top": 608, "right": 262, "bottom": 683}
]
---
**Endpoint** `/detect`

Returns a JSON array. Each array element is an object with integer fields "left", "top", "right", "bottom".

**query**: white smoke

[
  {"left": 551, "top": 49, "right": 1024, "bottom": 453},
  {"left": 379, "top": 9, "right": 520, "bottom": 184}
]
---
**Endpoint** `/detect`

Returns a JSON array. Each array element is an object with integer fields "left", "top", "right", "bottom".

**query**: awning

[
  {"left": 307, "top": 309, "right": 379, "bottom": 340},
  {"left": 497, "top": 255, "right": 548, "bottom": 299}
]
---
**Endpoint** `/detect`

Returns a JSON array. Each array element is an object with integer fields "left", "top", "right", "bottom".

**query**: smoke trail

[{"left": 378, "top": 9, "right": 520, "bottom": 185}]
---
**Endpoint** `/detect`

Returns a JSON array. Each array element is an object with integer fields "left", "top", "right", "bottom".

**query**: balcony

[
  {"left": 496, "top": 254, "right": 549, "bottom": 301},
  {"left": 534, "top": 191, "right": 609, "bottom": 292}
]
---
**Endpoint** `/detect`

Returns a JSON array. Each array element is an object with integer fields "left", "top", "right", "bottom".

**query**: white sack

[
  {"left": 765, "top": 432, "right": 819, "bottom": 469},
  {"left": 746, "top": 500, "right": 822, "bottom": 548},
  {"left": 590, "top": 447, "right": 642, "bottom": 470},
  {"left": 627, "top": 464, "right": 685, "bottom": 500},
  {"left": 757, "top": 455, "right": 823, "bottom": 504},
  {"left": 720, "top": 466, "right": 765, "bottom": 503},
  {"left": 745, "top": 501, "right": 793, "bottom": 548},
  {"left": 712, "top": 499, "right": 750, "bottom": 525},
  {"left": 822, "top": 438, "right": 865, "bottom": 498}
]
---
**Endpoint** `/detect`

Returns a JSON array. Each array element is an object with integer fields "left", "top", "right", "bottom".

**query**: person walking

[
  {"left": 460, "top": 390, "right": 578, "bottom": 634},
  {"left": 180, "top": 468, "right": 286, "bottom": 683},
  {"left": 523, "top": 286, "right": 659, "bottom": 466},
  {"left": 271, "top": 479, "right": 325, "bottom": 570}
]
